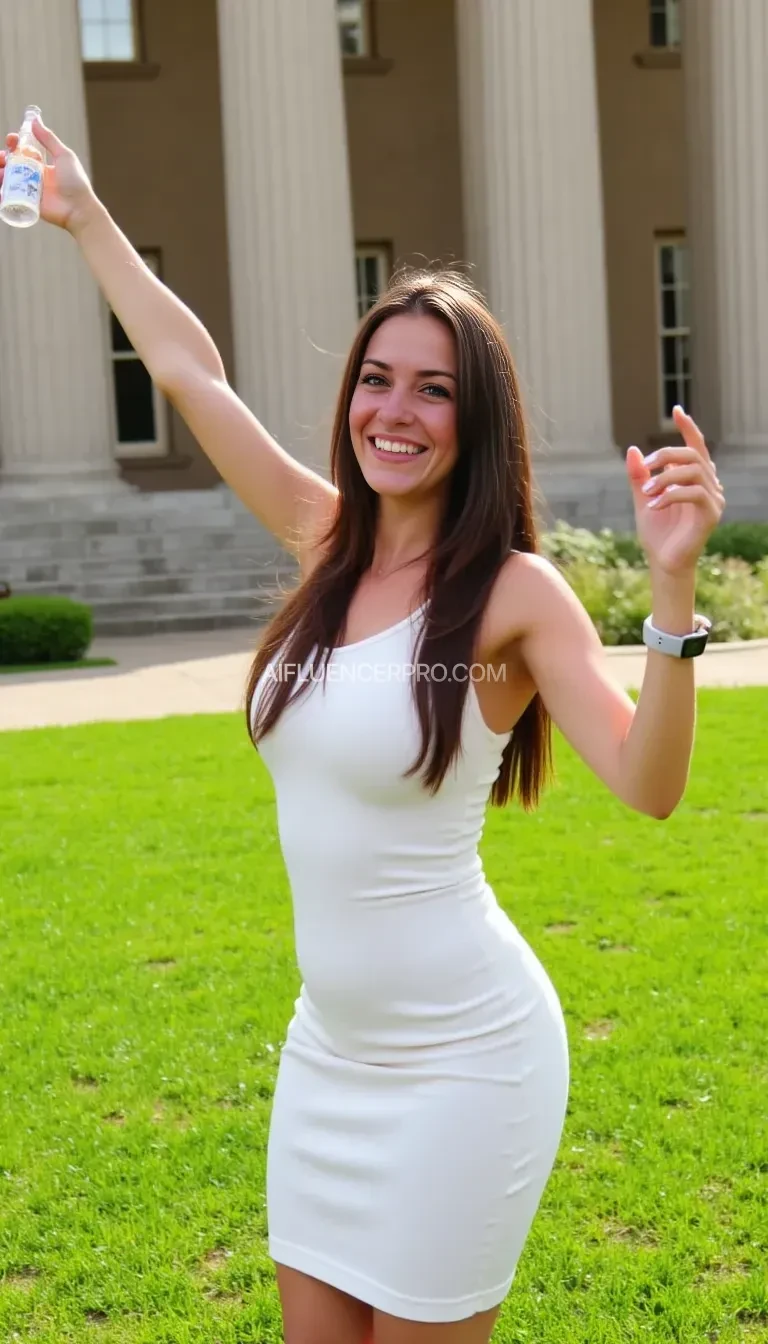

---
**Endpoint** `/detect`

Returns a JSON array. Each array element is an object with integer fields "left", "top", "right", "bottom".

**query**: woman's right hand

[{"left": 0, "top": 116, "right": 99, "bottom": 234}]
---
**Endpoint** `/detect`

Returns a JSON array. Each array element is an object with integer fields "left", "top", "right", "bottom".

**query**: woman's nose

[{"left": 380, "top": 387, "right": 414, "bottom": 424}]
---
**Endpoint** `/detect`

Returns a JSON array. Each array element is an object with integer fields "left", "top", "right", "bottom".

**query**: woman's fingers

[
  {"left": 672, "top": 405, "right": 713, "bottom": 463},
  {"left": 645, "top": 444, "right": 720, "bottom": 486},
  {"left": 642, "top": 462, "right": 723, "bottom": 498},
  {"left": 31, "top": 117, "right": 65, "bottom": 158},
  {"left": 5, "top": 132, "right": 19, "bottom": 150},
  {"left": 646, "top": 482, "right": 723, "bottom": 519}
]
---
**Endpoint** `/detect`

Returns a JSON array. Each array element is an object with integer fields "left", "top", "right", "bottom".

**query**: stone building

[{"left": 0, "top": 0, "right": 765, "bottom": 632}]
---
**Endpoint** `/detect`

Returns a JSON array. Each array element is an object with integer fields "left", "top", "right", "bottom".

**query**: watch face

[{"left": 681, "top": 632, "right": 709, "bottom": 658}]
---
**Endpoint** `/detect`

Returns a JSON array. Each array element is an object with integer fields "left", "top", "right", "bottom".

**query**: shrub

[
  {"left": 559, "top": 555, "right": 768, "bottom": 645},
  {"left": 695, "top": 557, "right": 768, "bottom": 642},
  {"left": 0, "top": 596, "right": 93, "bottom": 665},
  {"left": 705, "top": 521, "right": 768, "bottom": 566},
  {"left": 540, "top": 522, "right": 646, "bottom": 570}
]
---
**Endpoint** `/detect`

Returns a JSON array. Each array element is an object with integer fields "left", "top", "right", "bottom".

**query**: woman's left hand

[{"left": 626, "top": 406, "right": 725, "bottom": 575}]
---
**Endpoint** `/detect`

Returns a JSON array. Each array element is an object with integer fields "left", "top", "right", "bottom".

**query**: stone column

[
  {"left": 216, "top": 0, "right": 358, "bottom": 475},
  {"left": 683, "top": 0, "right": 768, "bottom": 517},
  {"left": 0, "top": 0, "right": 125, "bottom": 496},
  {"left": 455, "top": 0, "right": 629, "bottom": 528}
]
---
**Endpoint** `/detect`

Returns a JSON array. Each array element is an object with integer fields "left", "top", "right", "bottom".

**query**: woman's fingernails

[
  {"left": 642, "top": 479, "right": 657, "bottom": 493},
  {"left": 645, "top": 451, "right": 659, "bottom": 466}
]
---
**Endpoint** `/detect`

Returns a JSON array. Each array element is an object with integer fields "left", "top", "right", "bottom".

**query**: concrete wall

[
  {"left": 343, "top": 0, "right": 465, "bottom": 273},
  {"left": 593, "top": 0, "right": 686, "bottom": 451}
]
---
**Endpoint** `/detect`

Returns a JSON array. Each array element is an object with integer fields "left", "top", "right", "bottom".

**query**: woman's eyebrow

[{"left": 362, "top": 358, "right": 457, "bottom": 382}]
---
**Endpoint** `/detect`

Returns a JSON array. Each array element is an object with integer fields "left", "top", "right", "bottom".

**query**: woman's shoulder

[{"left": 479, "top": 549, "right": 574, "bottom": 661}]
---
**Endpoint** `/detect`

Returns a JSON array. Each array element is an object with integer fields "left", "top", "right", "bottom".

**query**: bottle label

[{"left": 1, "top": 160, "right": 42, "bottom": 207}]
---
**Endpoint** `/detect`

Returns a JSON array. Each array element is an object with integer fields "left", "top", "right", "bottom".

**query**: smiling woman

[{"left": 4, "top": 111, "right": 726, "bottom": 1344}]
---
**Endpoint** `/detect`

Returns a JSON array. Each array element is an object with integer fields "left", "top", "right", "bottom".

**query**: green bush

[
  {"left": 0, "top": 596, "right": 93, "bottom": 665},
  {"left": 540, "top": 522, "right": 645, "bottom": 570},
  {"left": 543, "top": 519, "right": 768, "bottom": 571},
  {"left": 556, "top": 554, "right": 768, "bottom": 645},
  {"left": 541, "top": 521, "right": 768, "bottom": 643},
  {"left": 695, "top": 556, "right": 768, "bottom": 642},
  {"left": 704, "top": 522, "right": 768, "bottom": 566}
]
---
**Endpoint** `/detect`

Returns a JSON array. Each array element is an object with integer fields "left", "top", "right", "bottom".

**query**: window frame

[
  {"left": 355, "top": 243, "right": 391, "bottom": 318},
  {"left": 338, "top": 0, "right": 371, "bottom": 59},
  {"left": 654, "top": 235, "right": 691, "bottom": 430},
  {"left": 649, "top": 0, "right": 681, "bottom": 50},
  {"left": 110, "top": 250, "right": 170, "bottom": 461},
  {"left": 78, "top": 0, "right": 143, "bottom": 64}
]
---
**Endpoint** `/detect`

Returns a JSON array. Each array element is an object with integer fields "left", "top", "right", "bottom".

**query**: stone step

[
  {"left": 10, "top": 567, "right": 286, "bottom": 601},
  {"left": 0, "top": 486, "right": 291, "bottom": 636},
  {"left": 85, "top": 589, "right": 274, "bottom": 622},
  {"left": 0, "top": 528, "right": 275, "bottom": 567},
  {"left": 0, "top": 513, "right": 264, "bottom": 543},
  {"left": 93, "top": 609, "right": 269, "bottom": 638},
  {"left": 10, "top": 552, "right": 292, "bottom": 587},
  {"left": 0, "top": 485, "right": 249, "bottom": 521}
]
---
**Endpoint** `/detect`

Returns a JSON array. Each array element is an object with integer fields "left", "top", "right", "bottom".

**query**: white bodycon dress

[{"left": 252, "top": 603, "right": 570, "bottom": 1323}]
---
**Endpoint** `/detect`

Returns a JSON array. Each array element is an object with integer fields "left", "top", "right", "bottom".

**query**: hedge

[{"left": 0, "top": 596, "right": 93, "bottom": 665}]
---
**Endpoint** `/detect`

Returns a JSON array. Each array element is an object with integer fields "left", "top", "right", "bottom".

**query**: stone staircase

[{"left": 0, "top": 485, "right": 297, "bottom": 636}]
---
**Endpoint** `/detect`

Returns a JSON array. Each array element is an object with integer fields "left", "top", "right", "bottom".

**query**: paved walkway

[{"left": 1, "top": 626, "right": 767, "bottom": 732}]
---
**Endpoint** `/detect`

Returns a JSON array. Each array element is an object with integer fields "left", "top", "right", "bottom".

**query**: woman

[{"left": 1, "top": 119, "right": 724, "bottom": 1344}]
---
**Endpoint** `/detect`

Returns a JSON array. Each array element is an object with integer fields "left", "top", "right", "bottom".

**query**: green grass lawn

[{"left": 0, "top": 691, "right": 766, "bottom": 1343}]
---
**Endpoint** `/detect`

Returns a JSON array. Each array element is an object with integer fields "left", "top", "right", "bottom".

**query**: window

[
  {"left": 355, "top": 245, "right": 390, "bottom": 317},
  {"left": 110, "top": 252, "right": 169, "bottom": 459},
  {"left": 656, "top": 238, "right": 691, "bottom": 426},
  {"left": 649, "top": 0, "right": 680, "bottom": 48},
  {"left": 78, "top": 0, "right": 137, "bottom": 61},
  {"left": 338, "top": 0, "right": 369, "bottom": 57}
]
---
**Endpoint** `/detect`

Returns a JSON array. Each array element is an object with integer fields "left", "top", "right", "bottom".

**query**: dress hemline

[{"left": 269, "top": 1235, "right": 516, "bottom": 1323}]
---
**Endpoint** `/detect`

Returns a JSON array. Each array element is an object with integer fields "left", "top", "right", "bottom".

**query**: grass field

[{"left": 0, "top": 690, "right": 766, "bottom": 1342}]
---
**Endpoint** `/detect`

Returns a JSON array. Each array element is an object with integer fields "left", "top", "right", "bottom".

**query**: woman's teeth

[{"left": 373, "top": 437, "right": 426, "bottom": 456}]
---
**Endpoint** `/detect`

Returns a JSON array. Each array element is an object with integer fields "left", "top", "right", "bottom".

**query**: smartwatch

[{"left": 642, "top": 613, "right": 711, "bottom": 658}]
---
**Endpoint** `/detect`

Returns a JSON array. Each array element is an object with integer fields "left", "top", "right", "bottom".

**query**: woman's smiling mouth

[{"left": 369, "top": 435, "right": 428, "bottom": 459}]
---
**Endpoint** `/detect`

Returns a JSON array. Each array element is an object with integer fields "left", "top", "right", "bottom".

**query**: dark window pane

[
  {"left": 650, "top": 11, "right": 667, "bottom": 46},
  {"left": 662, "top": 288, "right": 677, "bottom": 329},
  {"left": 680, "top": 336, "right": 690, "bottom": 375},
  {"left": 339, "top": 23, "right": 359, "bottom": 54},
  {"left": 111, "top": 312, "right": 134, "bottom": 353},
  {"left": 659, "top": 245, "right": 675, "bottom": 286},
  {"left": 663, "top": 378, "right": 677, "bottom": 419},
  {"left": 663, "top": 336, "right": 677, "bottom": 377},
  {"left": 364, "top": 256, "right": 378, "bottom": 300},
  {"left": 114, "top": 359, "right": 156, "bottom": 442}
]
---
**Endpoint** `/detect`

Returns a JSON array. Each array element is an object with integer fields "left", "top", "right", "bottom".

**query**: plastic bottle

[{"left": 0, "top": 105, "right": 45, "bottom": 228}]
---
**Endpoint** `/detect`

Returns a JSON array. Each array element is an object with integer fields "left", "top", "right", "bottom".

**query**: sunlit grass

[{"left": 0, "top": 690, "right": 766, "bottom": 1341}]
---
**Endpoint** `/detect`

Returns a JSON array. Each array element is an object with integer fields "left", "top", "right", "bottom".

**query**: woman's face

[{"left": 348, "top": 313, "right": 459, "bottom": 499}]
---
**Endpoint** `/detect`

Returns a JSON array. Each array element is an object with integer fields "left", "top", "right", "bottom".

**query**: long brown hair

[{"left": 244, "top": 268, "right": 552, "bottom": 809}]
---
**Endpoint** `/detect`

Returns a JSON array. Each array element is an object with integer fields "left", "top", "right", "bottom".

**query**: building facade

[{"left": 0, "top": 0, "right": 766, "bottom": 531}]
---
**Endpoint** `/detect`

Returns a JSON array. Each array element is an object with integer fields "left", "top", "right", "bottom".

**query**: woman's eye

[
  {"left": 361, "top": 373, "right": 386, "bottom": 387},
  {"left": 423, "top": 384, "right": 450, "bottom": 398}
]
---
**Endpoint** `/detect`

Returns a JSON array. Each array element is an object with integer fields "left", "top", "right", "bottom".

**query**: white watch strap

[{"left": 642, "top": 614, "right": 711, "bottom": 658}]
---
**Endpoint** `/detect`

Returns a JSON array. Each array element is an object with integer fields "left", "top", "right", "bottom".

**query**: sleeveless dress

[{"left": 251, "top": 602, "right": 570, "bottom": 1323}]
